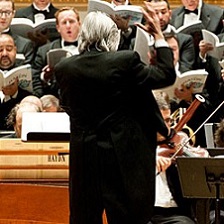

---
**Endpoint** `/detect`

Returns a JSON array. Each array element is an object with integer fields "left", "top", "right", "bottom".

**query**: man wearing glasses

[{"left": 0, "top": 0, "right": 34, "bottom": 65}]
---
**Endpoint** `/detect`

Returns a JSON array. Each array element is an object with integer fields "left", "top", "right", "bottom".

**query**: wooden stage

[{"left": 0, "top": 139, "right": 108, "bottom": 224}]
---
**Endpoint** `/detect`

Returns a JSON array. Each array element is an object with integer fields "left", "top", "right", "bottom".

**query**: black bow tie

[
  {"left": 64, "top": 41, "right": 78, "bottom": 47},
  {"left": 184, "top": 8, "right": 198, "bottom": 15},
  {"left": 33, "top": 7, "right": 48, "bottom": 15}
]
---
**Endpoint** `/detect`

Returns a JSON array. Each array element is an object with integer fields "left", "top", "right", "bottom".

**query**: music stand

[
  {"left": 176, "top": 157, "right": 224, "bottom": 224},
  {"left": 207, "top": 148, "right": 224, "bottom": 157}
]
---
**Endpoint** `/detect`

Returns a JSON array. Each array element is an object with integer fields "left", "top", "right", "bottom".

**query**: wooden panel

[
  {"left": 0, "top": 139, "right": 69, "bottom": 180},
  {"left": 0, "top": 139, "right": 108, "bottom": 224},
  {"left": 0, "top": 184, "right": 69, "bottom": 223},
  {"left": 13, "top": 0, "right": 224, "bottom": 11}
]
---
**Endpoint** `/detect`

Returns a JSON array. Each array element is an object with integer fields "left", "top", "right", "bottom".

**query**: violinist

[{"left": 151, "top": 92, "right": 209, "bottom": 224}]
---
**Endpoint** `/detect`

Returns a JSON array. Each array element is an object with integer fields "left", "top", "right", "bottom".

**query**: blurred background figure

[
  {"left": 5, "top": 102, "right": 41, "bottom": 138},
  {"left": 20, "top": 95, "right": 43, "bottom": 111},
  {"left": 0, "top": 0, "right": 34, "bottom": 65},
  {"left": 0, "top": 34, "right": 32, "bottom": 131},
  {"left": 15, "top": 0, "right": 58, "bottom": 24},
  {"left": 40, "top": 94, "right": 63, "bottom": 112}
]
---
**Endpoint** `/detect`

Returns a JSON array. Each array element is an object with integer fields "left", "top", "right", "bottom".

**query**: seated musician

[
  {"left": 40, "top": 94, "right": 63, "bottom": 112},
  {"left": 4, "top": 102, "right": 41, "bottom": 138},
  {"left": 151, "top": 92, "right": 208, "bottom": 224}
]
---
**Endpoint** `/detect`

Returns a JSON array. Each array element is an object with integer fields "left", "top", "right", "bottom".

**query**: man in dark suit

[
  {"left": 32, "top": 7, "right": 81, "bottom": 98},
  {"left": 54, "top": 4, "right": 176, "bottom": 224},
  {"left": 15, "top": 0, "right": 59, "bottom": 45},
  {"left": 150, "top": 0, "right": 195, "bottom": 71},
  {"left": 0, "top": 0, "right": 35, "bottom": 66},
  {"left": 0, "top": 34, "right": 32, "bottom": 131},
  {"left": 170, "top": 0, "right": 224, "bottom": 35},
  {"left": 15, "top": 0, "right": 58, "bottom": 24},
  {"left": 170, "top": 0, "right": 224, "bottom": 73}
]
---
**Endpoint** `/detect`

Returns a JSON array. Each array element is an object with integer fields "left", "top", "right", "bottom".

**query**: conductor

[{"left": 54, "top": 3, "right": 176, "bottom": 224}]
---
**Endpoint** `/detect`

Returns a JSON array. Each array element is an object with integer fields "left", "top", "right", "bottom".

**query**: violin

[{"left": 158, "top": 94, "right": 206, "bottom": 159}]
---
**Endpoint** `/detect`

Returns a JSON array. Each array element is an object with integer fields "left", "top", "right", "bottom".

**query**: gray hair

[
  {"left": 40, "top": 94, "right": 60, "bottom": 111},
  {"left": 78, "top": 11, "right": 121, "bottom": 53}
]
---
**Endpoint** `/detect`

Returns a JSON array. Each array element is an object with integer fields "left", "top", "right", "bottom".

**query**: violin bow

[{"left": 170, "top": 100, "right": 224, "bottom": 160}]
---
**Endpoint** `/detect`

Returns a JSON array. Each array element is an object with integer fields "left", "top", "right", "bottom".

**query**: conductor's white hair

[{"left": 79, "top": 11, "right": 120, "bottom": 53}]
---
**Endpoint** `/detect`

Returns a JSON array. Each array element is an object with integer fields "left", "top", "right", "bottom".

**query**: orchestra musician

[
  {"left": 5, "top": 102, "right": 41, "bottom": 138},
  {"left": 152, "top": 91, "right": 209, "bottom": 224}
]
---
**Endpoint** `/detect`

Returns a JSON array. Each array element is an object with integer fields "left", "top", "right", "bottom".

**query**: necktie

[
  {"left": 33, "top": 7, "right": 48, "bottom": 16},
  {"left": 64, "top": 41, "right": 78, "bottom": 47},
  {"left": 184, "top": 8, "right": 198, "bottom": 15}
]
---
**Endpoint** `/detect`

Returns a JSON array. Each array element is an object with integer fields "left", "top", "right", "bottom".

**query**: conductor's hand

[
  {"left": 110, "top": 14, "right": 130, "bottom": 32},
  {"left": 136, "top": 1, "right": 163, "bottom": 40}
]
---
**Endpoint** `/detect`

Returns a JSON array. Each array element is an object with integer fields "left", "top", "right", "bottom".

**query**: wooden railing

[{"left": 13, "top": 0, "right": 224, "bottom": 11}]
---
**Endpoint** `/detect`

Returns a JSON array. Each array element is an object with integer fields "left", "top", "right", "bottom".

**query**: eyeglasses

[{"left": 0, "top": 10, "right": 13, "bottom": 17}]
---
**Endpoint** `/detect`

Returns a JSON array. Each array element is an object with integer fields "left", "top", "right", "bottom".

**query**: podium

[{"left": 176, "top": 157, "right": 224, "bottom": 224}]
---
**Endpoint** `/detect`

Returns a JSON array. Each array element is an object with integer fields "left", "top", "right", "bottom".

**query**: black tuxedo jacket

[
  {"left": 32, "top": 38, "right": 61, "bottom": 97},
  {"left": 171, "top": 2, "right": 224, "bottom": 35},
  {"left": 177, "top": 32, "right": 195, "bottom": 71},
  {"left": 54, "top": 47, "right": 175, "bottom": 223},
  {"left": 6, "top": 30, "right": 35, "bottom": 66},
  {"left": 15, "top": 3, "right": 58, "bottom": 22},
  {"left": 14, "top": 4, "right": 59, "bottom": 44}
]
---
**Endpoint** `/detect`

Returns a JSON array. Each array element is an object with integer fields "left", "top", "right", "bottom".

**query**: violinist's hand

[
  {"left": 156, "top": 156, "right": 172, "bottom": 173},
  {"left": 157, "top": 146, "right": 176, "bottom": 157},
  {"left": 136, "top": 1, "right": 163, "bottom": 40},
  {"left": 174, "top": 83, "right": 194, "bottom": 103},
  {"left": 199, "top": 40, "right": 214, "bottom": 59}
]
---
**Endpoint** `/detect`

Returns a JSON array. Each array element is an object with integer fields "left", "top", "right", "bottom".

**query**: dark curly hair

[{"left": 214, "top": 120, "right": 224, "bottom": 147}]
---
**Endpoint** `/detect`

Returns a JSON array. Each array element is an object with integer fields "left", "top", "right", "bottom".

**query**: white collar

[
  {"left": 0, "top": 90, "right": 18, "bottom": 103},
  {"left": 163, "top": 24, "right": 176, "bottom": 33},
  {"left": 33, "top": 3, "right": 50, "bottom": 12}
]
